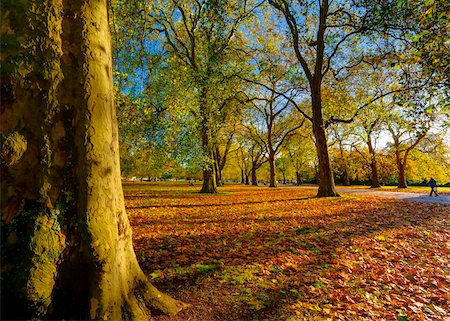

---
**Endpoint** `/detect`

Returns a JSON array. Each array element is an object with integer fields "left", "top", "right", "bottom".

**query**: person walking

[{"left": 428, "top": 177, "right": 438, "bottom": 197}]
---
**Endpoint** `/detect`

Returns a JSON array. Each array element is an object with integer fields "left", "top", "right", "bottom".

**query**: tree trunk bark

[
  {"left": 296, "top": 171, "right": 301, "bottom": 185},
  {"left": 217, "top": 167, "right": 223, "bottom": 186},
  {"left": 199, "top": 88, "right": 217, "bottom": 193},
  {"left": 213, "top": 149, "right": 223, "bottom": 187},
  {"left": 367, "top": 135, "right": 381, "bottom": 188},
  {"left": 397, "top": 162, "right": 408, "bottom": 188},
  {"left": 370, "top": 158, "right": 381, "bottom": 188},
  {"left": 245, "top": 174, "right": 250, "bottom": 185},
  {"left": 251, "top": 165, "right": 258, "bottom": 186},
  {"left": 241, "top": 169, "right": 245, "bottom": 184},
  {"left": 0, "top": 1, "right": 186, "bottom": 319},
  {"left": 268, "top": 153, "right": 276, "bottom": 187},
  {"left": 394, "top": 146, "right": 407, "bottom": 188},
  {"left": 218, "top": 140, "right": 231, "bottom": 187},
  {"left": 311, "top": 83, "right": 338, "bottom": 197}
]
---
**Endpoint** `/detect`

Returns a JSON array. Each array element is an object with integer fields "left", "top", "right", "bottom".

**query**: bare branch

[{"left": 235, "top": 75, "right": 313, "bottom": 121}]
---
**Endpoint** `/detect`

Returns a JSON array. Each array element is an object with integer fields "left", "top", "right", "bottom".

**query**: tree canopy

[{"left": 111, "top": 0, "right": 449, "bottom": 189}]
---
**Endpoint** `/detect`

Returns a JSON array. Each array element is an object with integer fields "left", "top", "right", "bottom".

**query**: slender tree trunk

[
  {"left": 245, "top": 174, "right": 250, "bottom": 185},
  {"left": 0, "top": 1, "right": 186, "bottom": 319},
  {"left": 217, "top": 138, "right": 232, "bottom": 187},
  {"left": 199, "top": 88, "right": 217, "bottom": 193},
  {"left": 217, "top": 167, "right": 223, "bottom": 186},
  {"left": 311, "top": 84, "right": 338, "bottom": 197},
  {"left": 339, "top": 142, "right": 350, "bottom": 186},
  {"left": 268, "top": 153, "right": 276, "bottom": 187},
  {"left": 394, "top": 147, "right": 407, "bottom": 188},
  {"left": 241, "top": 169, "right": 245, "bottom": 184},
  {"left": 213, "top": 148, "right": 223, "bottom": 187},
  {"left": 367, "top": 134, "right": 381, "bottom": 188},
  {"left": 296, "top": 171, "right": 301, "bottom": 185}
]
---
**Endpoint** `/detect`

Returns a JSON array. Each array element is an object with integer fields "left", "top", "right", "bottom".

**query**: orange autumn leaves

[{"left": 124, "top": 182, "right": 449, "bottom": 321}]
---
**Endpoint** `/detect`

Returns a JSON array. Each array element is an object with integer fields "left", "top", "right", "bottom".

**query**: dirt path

[{"left": 294, "top": 186, "right": 450, "bottom": 205}]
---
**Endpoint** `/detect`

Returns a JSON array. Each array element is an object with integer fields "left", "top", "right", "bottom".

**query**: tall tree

[
  {"left": 141, "top": 0, "right": 260, "bottom": 193},
  {"left": 266, "top": 0, "right": 414, "bottom": 196},
  {"left": 386, "top": 97, "right": 434, "bottom": 188},
  {"left": 285, "top": 133, "right": 315, "bottom": 185},
  {"left": 355, "top": 99, "right": 393, "bottom": 188},
  {"left": 387, "top": 118, "right": 429, "bottom": 189},
  {"left": 1, "top": 1, "right": 185, "bottom": 319},
  {"left": 214, "top": 124, "right": 236, "bottom": 186},
  {"left": 328, "top": 124, "right": 359, "bottom": 186},
  {"left": 245, "top": 84, "right": 304, "bottom": 187}
]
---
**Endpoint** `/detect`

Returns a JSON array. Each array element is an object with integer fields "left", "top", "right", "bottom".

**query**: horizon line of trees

[{"left": 120, "top": 132, "right": 450, "bottom": 187}]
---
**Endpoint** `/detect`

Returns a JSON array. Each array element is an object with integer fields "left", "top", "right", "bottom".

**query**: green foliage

[{"left": 110, "top": 0, "right": 449, "bottom": 185}]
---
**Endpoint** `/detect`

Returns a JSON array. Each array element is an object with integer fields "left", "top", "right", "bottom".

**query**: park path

[{"left": 294, "top": 185, "right": 450, "bottom": 205}]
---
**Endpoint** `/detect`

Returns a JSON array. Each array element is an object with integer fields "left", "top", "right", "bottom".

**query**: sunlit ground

[
  {"left": 333, "top": 185, "right": 450, "bottom": 195},
  {"left": 124, "top": 182, "right": 449, "bottom": 320}
]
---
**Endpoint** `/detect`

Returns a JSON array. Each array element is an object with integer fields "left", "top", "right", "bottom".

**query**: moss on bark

[{"left": 1, "top": 0, "right": 187, "bottom": 319}]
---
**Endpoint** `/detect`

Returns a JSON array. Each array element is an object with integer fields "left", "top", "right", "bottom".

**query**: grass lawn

[{"left": 124, "top": 182, "right": 449, "bottom": 321}]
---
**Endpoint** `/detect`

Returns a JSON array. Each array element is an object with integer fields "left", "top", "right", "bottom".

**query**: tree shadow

[
  {"left": 128, "top": 189, "right": 448, "bottom": 320},
  {"left": 126, "top": 196, "right": 315, "bottom": 209}
]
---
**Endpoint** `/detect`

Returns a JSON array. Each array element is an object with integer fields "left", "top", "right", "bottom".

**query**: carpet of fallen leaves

[{"left": 124, "top": 182, "right": 450, "bottom": 321}]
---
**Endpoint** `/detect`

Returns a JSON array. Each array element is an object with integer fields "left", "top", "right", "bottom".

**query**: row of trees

[
  {"left": 113, "top": 0, "right": 449, "bottom": 193},
  {"left": 120, "top": 121, "right": 450, "bottom": 187}
]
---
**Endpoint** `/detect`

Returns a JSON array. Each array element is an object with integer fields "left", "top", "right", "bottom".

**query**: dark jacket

[{"left": 428, "top": 178, "right": 437, "bottom": 187}]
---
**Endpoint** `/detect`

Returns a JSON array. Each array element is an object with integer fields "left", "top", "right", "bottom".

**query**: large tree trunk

[
  {"left": 367, "top": 134, "right": 381, "bottom": 188},
  {"left": 311, "top": 84, "right": 338, "bottom": 197},
  {"left": 268, "top": 153, "right": 276, "bottom": 187},
  {"left": 296, "top": 171, "right": 301, "bottom": 185},
  {"left": 397, "top": 162, "right": 408, "bottom": 188},
  {"left": 199, "top": 88, "right": 217, "bottom": 193},
  {"left": 370, "top": 158, "right": 381, "bottom": 188},
  {"left": 251, "top": 165, "right": 258, "bottom": 186},
  {"left": 394, "top": 147, "right": 408, "bottom": 188},
  {"left": 0, "top": 1, "right": 186, "bottom": 320},
  {"left": 200, "top": 165, "right": 217, "bottom": 193}
]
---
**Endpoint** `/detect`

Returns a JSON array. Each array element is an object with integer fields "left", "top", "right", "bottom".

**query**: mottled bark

[
  {"left": 0, "top": 1, "right": 186, "bottom": 319},
  {"left": 200, "top": 165, "right": 217, "bottom": 193}
]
